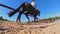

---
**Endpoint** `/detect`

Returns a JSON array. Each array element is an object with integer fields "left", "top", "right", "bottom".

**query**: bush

[{"left": 0, "top": 16, "right": 3, "bottom": 20}]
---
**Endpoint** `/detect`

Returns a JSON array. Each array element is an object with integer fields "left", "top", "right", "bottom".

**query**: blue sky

[{"left": 0, "top": 0, "right": 60, "bottom": 22}]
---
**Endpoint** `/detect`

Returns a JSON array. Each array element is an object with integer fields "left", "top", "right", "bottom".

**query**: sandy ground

[{"left": 0, "top": 20, "right": 60, "bottom": 34}]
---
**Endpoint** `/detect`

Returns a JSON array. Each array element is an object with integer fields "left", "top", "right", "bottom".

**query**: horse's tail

[
  {"left": 0, "top": 4, "right": 17, "bottom": 17},
  {"left": 8, "top": 6, "right": 24, "bottom": 17},
  {"left": 8, "top": 10, "right": 18, "bottom": 17},
  {"left": 0, "top": 4, "right": 16, "bottom": 17},
  {"left": 8, "top": 3, "right": 25, "bottom": 17}
]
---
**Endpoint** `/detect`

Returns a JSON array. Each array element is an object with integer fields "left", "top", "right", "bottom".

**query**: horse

[
  {"left": 8, "top": 2, "right": 40, "bottom": 24},
  {"left": 0, "top": 2, "right": 40, "bottom": 24},
  {"left": 24, "top": 9, "right": 40, "bottom": 22}
]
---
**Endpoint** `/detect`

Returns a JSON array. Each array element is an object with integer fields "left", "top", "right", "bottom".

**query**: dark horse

[{"left": 0, "top": 2, "right": 40, "bottom": 24}]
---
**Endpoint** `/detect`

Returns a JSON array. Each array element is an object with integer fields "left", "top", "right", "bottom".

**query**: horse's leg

[
  {"left": 24, "top": 13, "right": 30, "bottom": 25},
  {"left": 16, "top": 9, "right": 26, "bottom": 24},
  {"left": 34, "top": 15, "right": 37, "bottom": 22},
  {"left": 16, "top": 11, "right": 22, "bottom": 24}
]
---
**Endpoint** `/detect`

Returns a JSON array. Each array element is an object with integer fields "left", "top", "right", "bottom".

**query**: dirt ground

[{"left": 0, "top": 20, "right": 60, "bottom": 34}]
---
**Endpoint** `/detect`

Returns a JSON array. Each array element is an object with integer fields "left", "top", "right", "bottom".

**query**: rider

[{"left": 31, "top": 0, "right": 36, "bottom": 8}]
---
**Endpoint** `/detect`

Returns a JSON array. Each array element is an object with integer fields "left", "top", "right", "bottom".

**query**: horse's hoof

[{"left": 28, "top": 23, "right": 30, "bottom": 25}]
